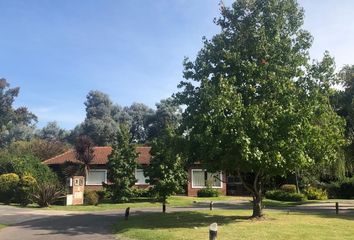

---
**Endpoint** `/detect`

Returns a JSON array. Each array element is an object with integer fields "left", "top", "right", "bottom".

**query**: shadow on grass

[{"left": 114, "top": 211, "right": 250, "bottom": 235}]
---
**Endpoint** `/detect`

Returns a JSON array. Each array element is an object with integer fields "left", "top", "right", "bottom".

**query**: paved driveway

[{"left": 0, "top": 205, "right": 119, "bottom": 240}]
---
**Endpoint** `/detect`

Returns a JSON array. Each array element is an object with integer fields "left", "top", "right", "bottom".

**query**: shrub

[
  {"left": 17, "top": 175, "right": 37, "bottom": 206},
  {"left": 326, "top": 177, "right": 354, "bottom": 199},
  {"left": 304, "top": 186, "right": 328, "bottom": 200},
  {"left": 132, "top": 188, "right": 151, "bottom": 198},
  {"left": 32, "top": 182, "right": 64, "bottom": 207},
  {"left": 0, "top": 173, "right": 20, "bottom": 204},
  {"left": 0, "top": 154, "right": 58, "bottom": 184},
  {"left": 84, "top": 191, "right": 99, "bottom": 205},
  {"left": 280, "top": 184, "right": 297, "bottom": 193},
  {"left": 265, "top": 190, "right": 307, "bottom": 202},
  {"left": 95, "top": 190, "right": 107, "bottom": 202},
  {"left": 197, "top": 188, "right": 220, "bottom": 197}
]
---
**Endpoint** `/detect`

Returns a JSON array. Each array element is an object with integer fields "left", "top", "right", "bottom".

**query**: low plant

[
  {"left": 84, "top": 191, "right": 99, "bottom": 205},
  {"left": 326, "top": 177, "right": 354, "bottom": 199},
  {"left": 17, "top": 174, "right": 37, "bottom": 206},
  {"left": 0, "top": 173, "right": 20, "bottom": 204},
  {"left": 197, "top": 188, "right": 220, "bottom": 197},
  {"left": 132, "top": 188, "right": 152, "bottom": 198},
  {"left": 303, "top": 186, "right": 328, "bottom": 200},
  {"left": 95, "top": 190, "right": 107, "bottom": 202},
  {"left": 32, "top": 182, "right": 64, "bottom": 207},
  {"left": 265, "top": 190, "right": 307, "bottom": 202},
  {"left": 279, "top": 184, "right": 297, "bottom": 193}
]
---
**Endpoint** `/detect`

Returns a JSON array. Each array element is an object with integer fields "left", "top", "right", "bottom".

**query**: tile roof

[{"left": 43, "top": 146, "right": 151, "bottom": 165}]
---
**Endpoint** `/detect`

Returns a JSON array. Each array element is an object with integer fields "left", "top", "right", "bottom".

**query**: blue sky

[{"left": 0, "top": 0, "right": 353, "bottom": 129}]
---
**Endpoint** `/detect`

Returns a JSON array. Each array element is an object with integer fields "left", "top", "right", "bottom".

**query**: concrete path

[{"left": 0, "top": 201, "right": 353, "bottom": 240}]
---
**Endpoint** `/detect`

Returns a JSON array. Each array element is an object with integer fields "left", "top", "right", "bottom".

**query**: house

[
  {"left": 43, "top": 146, "right": 151, "bottom": 191},
  {"left": 44, "top": 146, "right": 232, "bottom": 196}
]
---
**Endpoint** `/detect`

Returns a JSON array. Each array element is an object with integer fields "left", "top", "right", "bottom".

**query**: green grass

[
  {"left": 15, "top": 195, "right": 353, "bottom": 212},
  {"left": 0, "top": 224, "right": 6, "bottom": 230},
  {"left": 25, "top": 196, "right": 250, "bottom": 211},
  {"left": 114, "top": 209, "right": 354, "bottom": 240}
]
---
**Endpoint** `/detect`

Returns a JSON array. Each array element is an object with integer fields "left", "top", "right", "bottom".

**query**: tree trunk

[
  {"left": 252, "top": 194, "right": 263, "bottom": 218},
  {"left": 237, "top": 170, "right": 264, "bottom": 218}
]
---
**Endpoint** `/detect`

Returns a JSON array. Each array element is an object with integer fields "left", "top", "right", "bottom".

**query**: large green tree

[
  {"left": 0, "top": 78, "right": 37, "bottom": 147},
  {"left": 331, "top": 65, "right": 354, "bottom": 174},
  {"left": 145, "top": 99, "right": 185, "bottom": 212},
  {"left": 106, "top": 126, "right": 138, "bottom": 202},
  {"left": 176, "top": 0, "right": 345, "bottom": 217}
]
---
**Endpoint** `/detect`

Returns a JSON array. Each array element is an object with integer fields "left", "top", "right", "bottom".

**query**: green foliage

[
  {"left": 17, "top": 174, "right": 37, "bottom": 206},
  {"left": 280, "top": 184, "right": 297, "bottom": 193},
  {"left": 106, "top": 126, "right": 138, "bottom": 202},
  {"left": 331, "top": 65, "right": 354, "bottom": 175},
  {"left": 126, "top": 103, "right": 154, "bottom": 143},
  {"left": 72, "top": 91, "right": 155, "bottom": 145},
  {"left": 132, "top": 188, "right": 152, "bottom": 198},
  {"left": 0, "top": 173, "right": 20, "bottom": 204},
  {"left": 175, "top": 0, "right": 345, "bottom": 217},
  {"left": 327, "top": 177, "right": 354, "bottom": 199},
  {"left": 146, "top": 98, "right": 182, "bottom": 141},
  {"left": 265, "top": 190, "right": 307, "bottom": 202},
  {"left": 4, "top": 139, "right": 69, "bottom": 161},
  {"left": 0, "top": 153, "right": 58, "bottom": 183},
  {"left": 36, "top": 121, "right": 68, "bottom": 141},
  {"left": 32, "top": 181, "right": 64, "bottom": 207},
  {"left": 197, "top": 188, "right": 220, "bottom": 197},
  {"left": 0, "top": 78, "right": 37, "bottom": 147},
  {"left": 95, "top": 190, "right": 107, "bottom": 202},
  {"left": 303, "top": 186, "right": 328, "bottom": 200},
  {"left": 145, "top": 127, "right": 187, "bottom": 205},
  {"left": 84, "top": 191, "right": 99, "bottom": 205}
]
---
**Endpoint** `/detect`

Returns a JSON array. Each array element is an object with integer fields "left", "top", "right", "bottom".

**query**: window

[
  {"left": 86, "top": 169, "right": 107, "bottom": 185},
  {"left": 135, "top": 168, "right": 149, "bottom": 185},
  {"left": 191, "top": 169, "right": 222, "bottom": 188}
]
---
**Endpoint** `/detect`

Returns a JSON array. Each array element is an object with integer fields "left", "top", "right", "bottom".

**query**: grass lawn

[
  {"left": 27, "top": 196, "right": 250, "bottom": 211},
  {"left": 0, "top": 224, "right": 6, "bottom": 230},
  {"left": 114, "top": 209, "right": 354, "bottom": 240}
]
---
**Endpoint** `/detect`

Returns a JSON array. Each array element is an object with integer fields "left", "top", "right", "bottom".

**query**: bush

[
  {"left": 0, "top": 173, "right": 20, "bottom": 204},
  {"left": 17, "top": 175, "right": 37, "bottom": 206},
  {"left": 265, "top": 190, "right": 307, "bottom": 202},
  {"left": 84, "top": 191, "right": 99, "bottom": 205},
  {"left": 304, "top": 186, "right": 328, "bottom": 200},
  {"left": 197, "top": 188, "right": 220, "bottom": 197},
  {"left": 326, "top": 177, "right": 354, "bottom": 199},
  {"left": 0, "top": 154, "right": 57, "bottom": 184},
  {"left": 95, "top": 190, "right": 107, "bottom": 202},
  {"left": 280, "top": 184, "right": 297, "bottom": 193},
  {"left": 32, "top": 182, "right": 64, "bottom": 207},
  {"left": 132, "top": 188, "right": 151, "bottom": 198}
]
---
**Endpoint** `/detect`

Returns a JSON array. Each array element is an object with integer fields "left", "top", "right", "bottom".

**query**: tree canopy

[
  {"left": 0, "top": 78, "right": 37, "bottom": 147},
  {"left": 176, "top": 0, "right": 345, "bottom": 217}
]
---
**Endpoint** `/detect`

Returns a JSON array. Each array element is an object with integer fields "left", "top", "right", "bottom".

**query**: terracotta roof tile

[{"left": 43, "top": 146, "right": 151, "bottom": 165}]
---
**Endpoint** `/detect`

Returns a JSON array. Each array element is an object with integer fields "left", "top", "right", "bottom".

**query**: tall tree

[
  {"left": 106, "top": 126, "right": 138, "bottom": 202},
  {"left": 146, "top": 98, "right": 182, "bottom": 141},
  {"left": 145, "top": 126, "right": 186, "bottom": 213},
  {"left": 331, "top": 65, "right": 354, "bottom": 174},
  {"left": 0, "top": 78, "right": 37, "bottom": 147},
  {"left": 36, "top": 121, "right": 68, "bottom": 141},
  {"left": 176, "top": 0, "right": 345, "bottom": 217},
  {"left": 80, "top": 91, "right": 120, "bottom": 146},
  {"left": 124, "top": 103, "right": 154, "bottom": 143}
]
